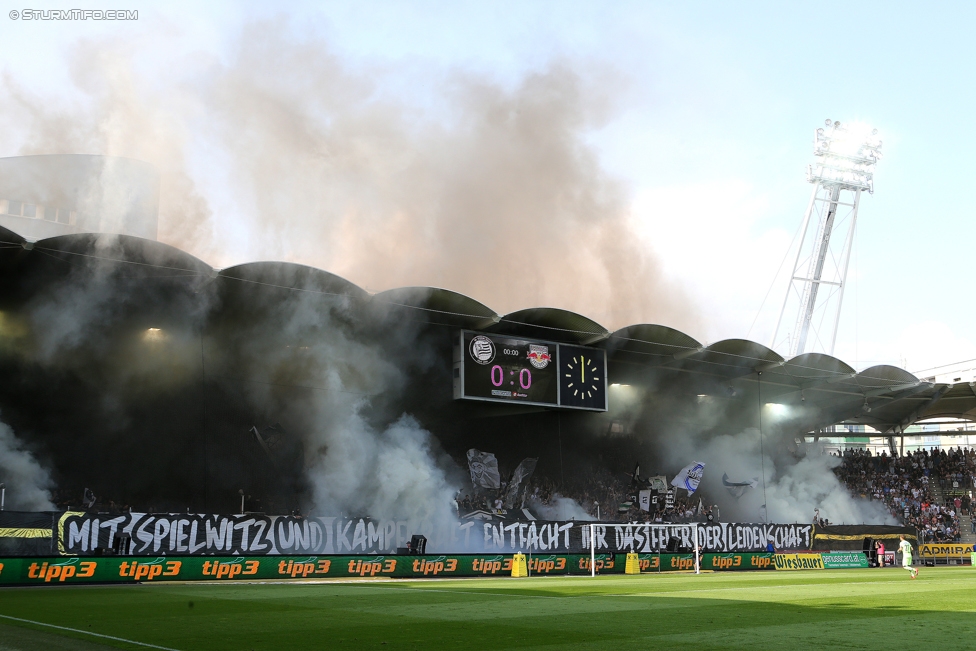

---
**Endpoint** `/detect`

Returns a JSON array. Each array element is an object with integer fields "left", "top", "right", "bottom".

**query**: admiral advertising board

[
  {"left": 453, "top": 331, "right": 607, "bottom": 411},
  {"left": 919, "top": 543, "right": 973, "bottom": 557}
]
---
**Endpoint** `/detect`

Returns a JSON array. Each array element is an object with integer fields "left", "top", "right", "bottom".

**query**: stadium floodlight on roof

[{"left": 771, "top": 119, "right": 882, "bottom": 358}]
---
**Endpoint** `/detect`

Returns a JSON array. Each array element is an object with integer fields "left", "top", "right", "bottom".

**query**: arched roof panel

[
  {"left": 219, "top": 262, "right": 368, "bottom": 300},
  {"left": 493, "top": 307, "right": 609, "bottom": 345},
  {"left": 0, "top": 224, "right": 26, "bottom": 245},
  {"left": 0, "top": 224, "right": 30, "bottom": 269},
  {"left": 607, "top": 324, "right": 702, "bottom": 358},
  {"left": 34, "top": 233, "right": 212, "bottom": 275},
  {"left": 677, "top": 339, "right": 783, "bottom": 379},
  {"left": 762, "top": 352, "right": 857, "bottom": 388},
  {"left": 851, "top": 365, "right": 920, "bottom": 391},
  {"left": 918, "top": 383, "right": 976, "bottom": 421},
  {"left": 372, "top": 286, "right": 498, "bottom": 329}
]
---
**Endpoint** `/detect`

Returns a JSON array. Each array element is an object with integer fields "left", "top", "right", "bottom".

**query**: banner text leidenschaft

[{"left": 54, "top": 512, "right": 813, "bottom": 556}]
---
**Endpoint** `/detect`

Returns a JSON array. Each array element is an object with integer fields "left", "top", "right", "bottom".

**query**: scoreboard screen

[{"left": 453, "top": 331, "right": 607, "bottom": 411}]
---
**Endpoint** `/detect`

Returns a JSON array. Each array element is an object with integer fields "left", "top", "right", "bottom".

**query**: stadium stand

[{"left": 834, "top": 447, "right": 973, "bottom": 542}]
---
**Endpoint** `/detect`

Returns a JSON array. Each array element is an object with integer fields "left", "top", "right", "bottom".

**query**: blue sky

[{"left": 1, "top": 1, "right": 973, "bottom": 373}]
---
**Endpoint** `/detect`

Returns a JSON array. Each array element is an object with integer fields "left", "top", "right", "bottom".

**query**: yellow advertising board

[
  {"left": 919, "top": 544, "right": 973, "bottom": 556},
  {"left": 773, "top": 553, "right": 824, "bottom": 570}
]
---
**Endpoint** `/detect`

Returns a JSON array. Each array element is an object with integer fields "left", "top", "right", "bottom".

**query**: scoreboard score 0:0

[{"left": 453, "top": 331, "right": 607, "bottom": 411}]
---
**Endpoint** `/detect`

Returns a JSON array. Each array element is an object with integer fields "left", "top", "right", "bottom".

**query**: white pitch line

[{"left": 0, "top": 613, "right": 181, "bottom": 651}]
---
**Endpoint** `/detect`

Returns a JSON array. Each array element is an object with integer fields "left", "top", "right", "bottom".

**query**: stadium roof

[
  {"left": 0, "top": 227, "right": 972, "bottom": 434},
  {"left": 219, "top": 262, "right": 369, "bottom": 300},
  {"left": 373, "top": 286, "right": 498, "bottom": 329}
]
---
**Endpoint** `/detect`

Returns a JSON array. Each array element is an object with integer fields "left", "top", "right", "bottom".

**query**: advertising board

[
  {"left": 0, "top": 552, "right": 778, "bottom": 586},
  {"left": 919, "top": 544, "right": 973, "bottom": 557},
  {"left": 821, "top": 551, "right": 868, "bottom": 569},
  {"left": 773, "top": 553, "right": 824, "bottom": 570}
]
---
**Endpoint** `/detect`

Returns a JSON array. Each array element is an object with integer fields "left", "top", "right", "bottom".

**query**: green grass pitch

[{"left": 1, "top": 567, "right": 974, "bottom": 650}]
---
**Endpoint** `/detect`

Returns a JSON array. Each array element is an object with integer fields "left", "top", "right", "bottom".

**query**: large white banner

[{"left": 57, "top": 512, "right": 814, "bottom": 556}]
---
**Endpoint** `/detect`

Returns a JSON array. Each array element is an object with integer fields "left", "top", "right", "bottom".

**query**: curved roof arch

[
  {"left": 784, "top": 352, "right": 856, "bottom": 377},
  {"left": 762, "top": 352, "right": 857, "bottom": 389},
  {"left": 607, "top": 324, "right": 702, "bottom": 358},
  {"left": 0, "top": 224, "right": 30, "bottom": 269},
  {"left": 218, "top": 262, "right": 368, "bottom": 300},
  {"left": 853, "top": 364, "right": 920, "bottom": 390},
  {"left": 33, "top": 233, "right": 212, "bottom": 275},
  {"left": 0, "top": 224, "right": 26, "bottom": 245},
  {"left": 913, "top": 394, "right": 976, "bottom": 422},
  {"left": 372, "top": 286, "right": 498, "bottom": 329},
  {"left": 705, "top": 339, "right": 783, "bottom": 364},
  {"left": 675, "top": 339, "right": 783, "bottom": 379},
  {"left": 494, "top": 307, "right": 609, "bottom": 345}
]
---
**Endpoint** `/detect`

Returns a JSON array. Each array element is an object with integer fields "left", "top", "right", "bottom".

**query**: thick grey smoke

[
  {"left": 1, "top": 23, "right": 699, "bottom": 333},
  {"left": 688, "top": 429, "right": 894, "bottom": 525},
  {"left": 306, "top": 411, "right": 458, "bottom": 523},
  {"left": 0, "top": 419, "right": 55, "bottom": 511},
  {"left": 636, "top": 389, "right": 897, "bottom": 525},
  {"left": 528, "top": 495, "right": 595, "bottom": 521},
  {"left": 0, "top": 20, "right": 891, "bottom": 529},
  {"left": 0, "top": 21, "right": 701, "bottom": 523},
  {"left": 206, "top": 272, "right": 466, "bottom": 530}
]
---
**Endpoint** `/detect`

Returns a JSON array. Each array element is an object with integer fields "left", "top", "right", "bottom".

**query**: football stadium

[{"left": 3, "top": 5, "right": 976, "bottom": 651}]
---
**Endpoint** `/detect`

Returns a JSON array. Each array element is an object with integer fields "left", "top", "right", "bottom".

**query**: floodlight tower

[{"left": 771, "top": 119, "right": 882, "bottom": 358}]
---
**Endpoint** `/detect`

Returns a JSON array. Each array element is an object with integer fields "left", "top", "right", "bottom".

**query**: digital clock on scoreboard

[{"left": 453, "top": 331, "right": 607, "bottom": 411}]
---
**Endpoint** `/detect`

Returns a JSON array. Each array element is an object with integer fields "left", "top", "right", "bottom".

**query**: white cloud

[{"left": 629, "top": 179, "right": 790, "bottom": 343}]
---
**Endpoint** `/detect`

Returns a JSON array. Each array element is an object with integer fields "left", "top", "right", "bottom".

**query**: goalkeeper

[{"left": 898, "top": 535, "right": 918, "bottom": 579}]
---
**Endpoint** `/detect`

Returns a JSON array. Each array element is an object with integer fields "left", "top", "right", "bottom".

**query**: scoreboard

[{"left": 453, "top": 331, "right": 607, "bottom": 411}]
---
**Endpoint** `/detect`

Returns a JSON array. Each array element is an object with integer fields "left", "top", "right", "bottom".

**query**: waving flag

[
  {"left": 503, "top": 457, "right": 538, "bottom": 509},
  {"left": 638, "top": 490, "right": 651, "bottom": 512},
  {"left": 648, "top": 475, "right": 669, "bottom": 492},
  {"left": 722, "top": 473, "right": 760, "bottom": 499},
  {"left": 671, "top": 461, "right": 705, "bottom": 495},
  {"left": 466, "top": 449, "right": 501, "bottom": 489}
]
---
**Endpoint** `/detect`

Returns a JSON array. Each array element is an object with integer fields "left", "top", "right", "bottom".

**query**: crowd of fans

[
  {"left": 50, "top": 446, "right": 976, "bottom": 536},
  {"left": 834, "top": 447, "right": 975, "bottom": 542},
  {"left": 460, "top": 447, "right": 976, "bottom": 534},
  {"left": 457, "top": 463, "right": 716, "bottom": 523}
]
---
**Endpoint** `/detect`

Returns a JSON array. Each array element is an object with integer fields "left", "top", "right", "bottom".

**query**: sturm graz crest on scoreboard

[{"left": 468, "top": 335, "right": 495, "bottom": 365}]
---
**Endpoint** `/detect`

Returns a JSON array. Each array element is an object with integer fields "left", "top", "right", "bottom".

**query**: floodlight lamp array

[{"left": 806, "top": 119, "right": 882, "bottom": 193}]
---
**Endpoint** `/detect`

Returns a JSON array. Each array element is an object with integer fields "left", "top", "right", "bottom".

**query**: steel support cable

[
  {"left": 747, "top": 213, "right": 808, "bottom": 340},
  {"left": 757, "top": 371, "right": 769, "bottom": 518}
]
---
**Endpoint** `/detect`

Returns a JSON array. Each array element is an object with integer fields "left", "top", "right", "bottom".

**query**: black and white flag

[
  {"left": 722, "top": 473, "right": 759, "bottom": 499},
  {"left": 638, "top": 490, "right": 651, "bottom": 512},
  {"left": 648, "top": 475, "right": 668, "bottom": 492},
  {"left": 467, "top": 449, "right": 501, "bottom": 489},
  {"left": 503, "top": 458, "right": 538, "bottom": 509}
]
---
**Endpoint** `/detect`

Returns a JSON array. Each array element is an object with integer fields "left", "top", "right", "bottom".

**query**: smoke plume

[
  {"left": 689, "top": 429, "right": 894, "bottom": 525},
  {"left": 0, "top": 20, "right": 703, "bottom": 522},
  {"left": 1, "top": 21, "right": 698, "bottom": 333},
  {"left": 0, "top": 419, "right": 55, "bottom": 511},
  {"left": 528, "top": 495, "right": 595, "bottom": 521},
  {"left": 0, "top": 18, "right": 890, "bottom": 529},
  {"left": 634, "top": 385, "right": 897, "bottom": 525}
]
